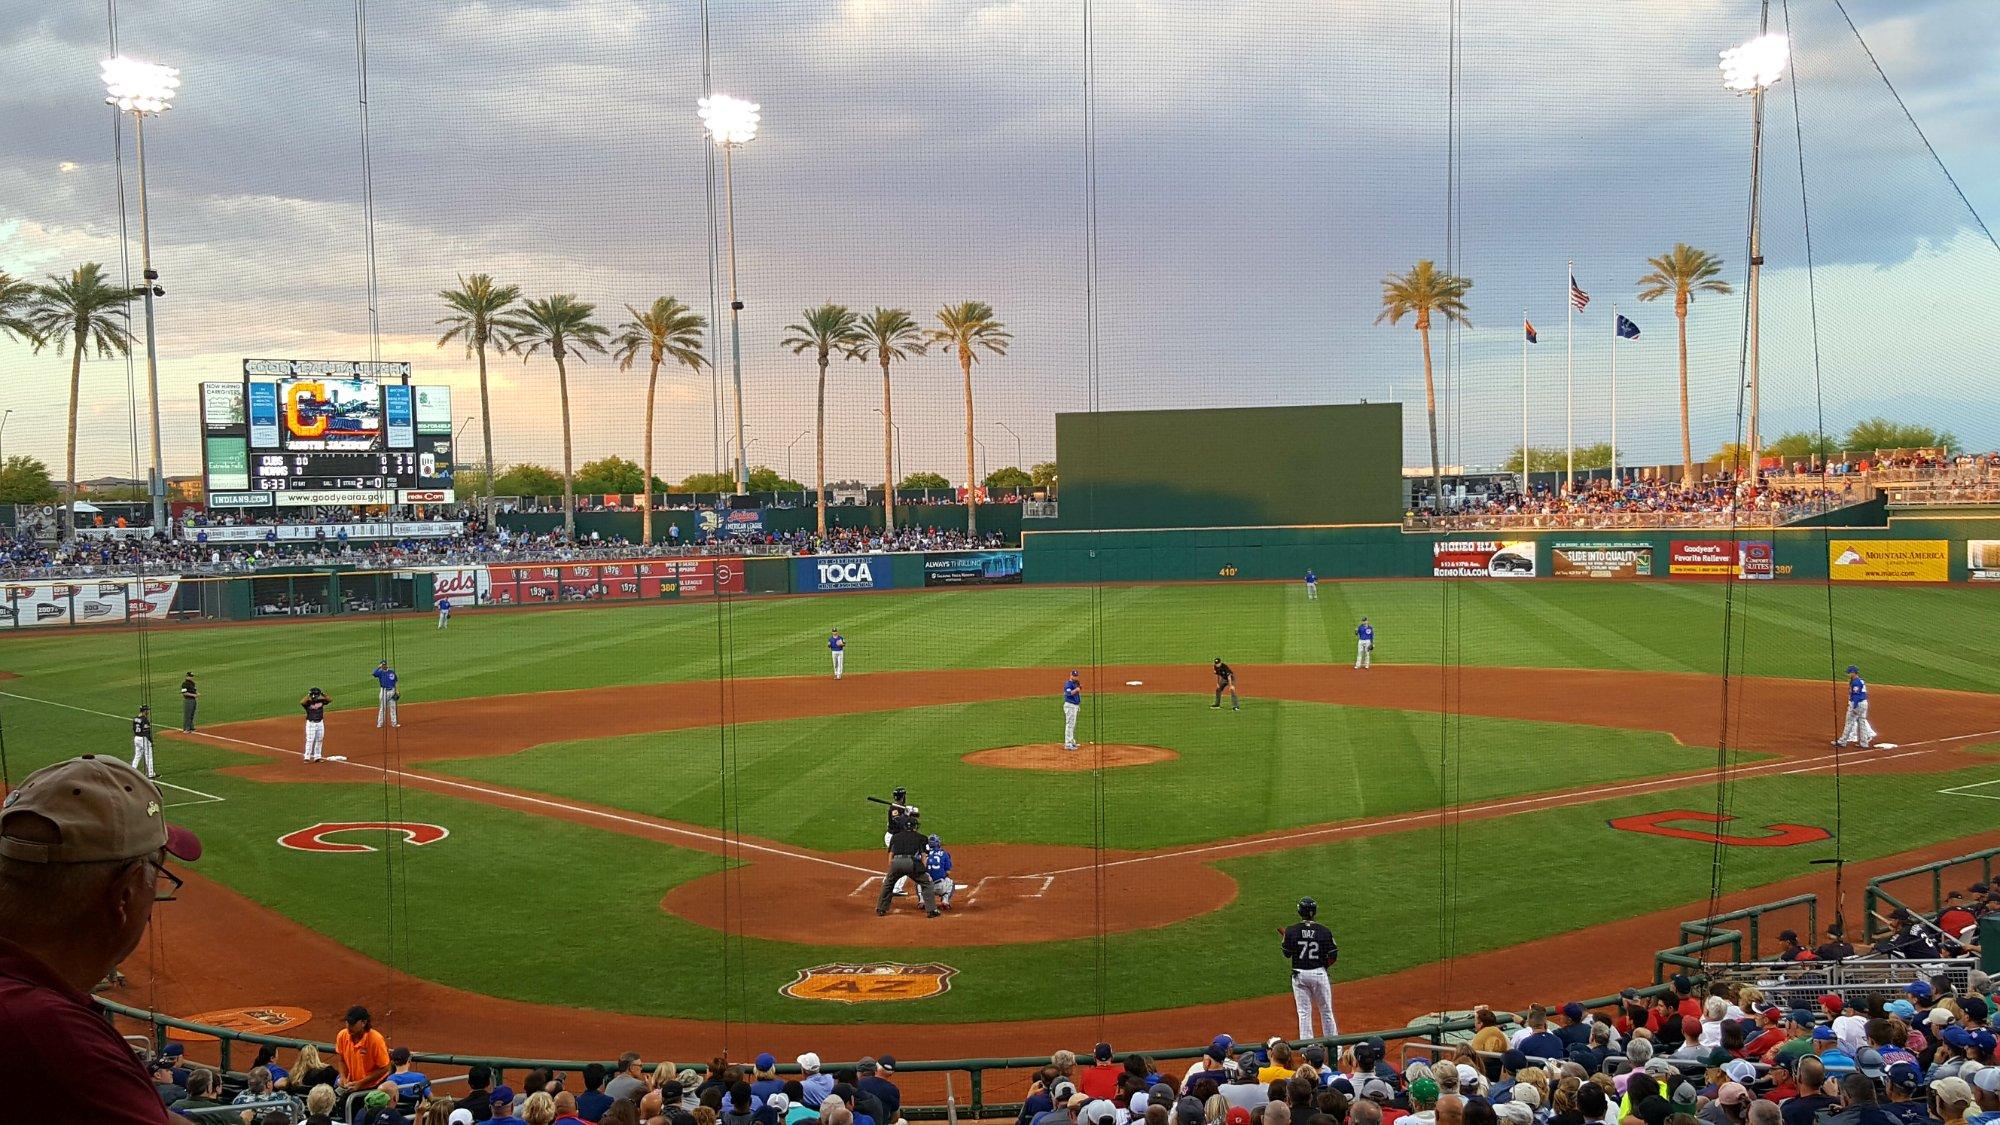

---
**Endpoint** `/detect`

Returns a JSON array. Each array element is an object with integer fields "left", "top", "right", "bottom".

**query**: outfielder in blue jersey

[
  {"left": 829, "top": 630, "right": 846, "bottom": 680},
  {"left": 1304, "top": 569, "right": 1318, "bottom": 600},
  {"left": 924, "top": 834, "right": 956, "bottom": 910},
  {"left": 1838, "top": 664, "right": 1877, "bottom": 748},
  {"left": 1062, "top": 669, "right": 1082, "bottom": 750},
  {"left": 1354, "top": 617, "right": 1374, "bottom": 670}
]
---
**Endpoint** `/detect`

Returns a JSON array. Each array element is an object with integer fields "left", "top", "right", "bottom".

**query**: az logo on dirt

[{"left": 781, "top": 962, "right": 957, "bottom": 1004}]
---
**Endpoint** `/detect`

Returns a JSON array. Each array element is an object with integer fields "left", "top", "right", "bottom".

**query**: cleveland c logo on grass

[
  {"left": 277, "top": 822, "right": 450, "bottom": 853},
  {"left": 1607, "top": 809, "right": 1828, "bottom": 847}
]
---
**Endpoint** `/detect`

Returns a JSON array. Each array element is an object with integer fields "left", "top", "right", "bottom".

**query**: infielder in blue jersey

[
  {"left": 1304, "top": 569, "right": 1318, "bottom": 600},
  {"left": 1837, "top": 664, "right": 1877, "bottom": 748},
  {"left": 1354, "top": 617, "right": 1374, "bottom": 669},
  {"left": 1062, "top": 669, "right": 1082, "bottom": 750},
  {"left": 829, "top": 629, "right": 846, "bottom": 679},
  {"left": 372, "top": 660, "right": 401, "bottom": 728}
]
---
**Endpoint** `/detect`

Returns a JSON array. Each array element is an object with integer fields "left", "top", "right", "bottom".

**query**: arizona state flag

[{"left": 1524, "top": 319, "right": 1539, "bottom": 344}]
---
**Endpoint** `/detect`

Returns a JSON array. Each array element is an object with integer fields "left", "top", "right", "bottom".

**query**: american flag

[{"left": 1569, "top": 274, "right": 1591, "bottom": 312}]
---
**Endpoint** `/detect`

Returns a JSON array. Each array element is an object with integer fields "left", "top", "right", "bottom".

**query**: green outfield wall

[
  {"left": 498, "top": 503, "right": 1022, "bottom": 544},
  {"left": 1023, "top": 512, "right": 2000, "bottom": 585},
  {"left": 1055, "top": 403, "right": 1403, "bottom": 530}
]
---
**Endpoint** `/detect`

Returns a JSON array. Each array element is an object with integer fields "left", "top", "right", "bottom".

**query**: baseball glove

[{"left": 392, "top": 691, "right": 401, "bottom": 702}]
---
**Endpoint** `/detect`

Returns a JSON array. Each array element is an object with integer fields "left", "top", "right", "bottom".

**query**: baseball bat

[{"left": 867, "top": 796, "right": 892, "bottom": 806}]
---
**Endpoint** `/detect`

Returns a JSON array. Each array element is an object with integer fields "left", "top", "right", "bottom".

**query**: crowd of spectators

[{"left": 1408, "top": 478, "right": 1856, "bottom": 530}]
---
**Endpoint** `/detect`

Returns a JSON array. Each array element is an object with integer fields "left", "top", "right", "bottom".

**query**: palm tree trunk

[
  {"left": 816, "top": 352, "right": 829, "bottom": 540},
  {"left": 961, "top": 349, "right": 977, "bottom": 534},
  {"left": 1677, "top": 305, "right": 1694, "bottom": 487},
  {"left": 1420, "top": 322, "right": 1443, "bottom": 506},
  {"left": 881, "top": 356, "right": 895, "bottom": 536},
  {"left": 65, "top": 343, "right": 82, "bottom": 541},
  {"left": 556, "top": 353, "right": 575, "bottom": 538},
  {"left": 477, "top": 342, "right": 496, "bottom": 518},
  {"left": 643, "top": 356, "right": 660, "bottom": 545}
]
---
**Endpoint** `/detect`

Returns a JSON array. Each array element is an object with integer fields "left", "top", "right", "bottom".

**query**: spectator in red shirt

[
  {"left": 1080, "top": 1045, "right": 1122, "bottom": 1100},
  {"left": 0, "top": 755, "right": 203, "bottom": 1124}
]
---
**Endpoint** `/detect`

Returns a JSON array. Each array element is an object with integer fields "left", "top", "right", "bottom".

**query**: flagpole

[
  {"left": 1611, "top": 302, "right": 1619, "bottom": 482},
  {"left": 1566, "top": 259, "right": 1575, "bottom": 493},
  {"left": 1521, "top": 310, "right": 1530, "bottom": 496}
]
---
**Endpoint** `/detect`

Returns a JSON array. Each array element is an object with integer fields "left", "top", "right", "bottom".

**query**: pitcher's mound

[{"left": 963, "top": 743, "right": 1178, "bottom": 771}]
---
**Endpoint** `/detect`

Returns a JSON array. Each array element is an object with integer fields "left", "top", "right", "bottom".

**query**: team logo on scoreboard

[{"left": 780, "top": 962, "right": 958, "bottom": 1004}]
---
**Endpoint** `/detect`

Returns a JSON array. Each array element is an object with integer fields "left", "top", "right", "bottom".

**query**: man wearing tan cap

[{"left": 0, "top": 754, "right": 202, "bottom": 1122}]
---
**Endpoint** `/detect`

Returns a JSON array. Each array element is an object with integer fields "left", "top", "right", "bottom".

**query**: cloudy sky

[{"left": 2, "top": 0, "right": 1997, "bottom": 487}]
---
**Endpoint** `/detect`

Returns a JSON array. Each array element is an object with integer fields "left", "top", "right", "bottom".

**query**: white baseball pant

[
  {"left": 304, "top": 721, "right": 326, "bottom": 761},
  {"left": 1355, "top": 640, "right": 1372, "bottom": 669},
  {"left": 832, "top": 650, "right": 845, "bottom": 679},
  {"left": 933, "top": 876, "right": 955, "bottom": 906},
  {"left": 1306, "top": 581, "right": 1318, "bottom": 600},
  {"left": 437, "top": 608, "right": 450, "bottom": 628},
  {"left": 1841, "top": 701, "right": 1877, "bottom": 747},
  {"left": 377, "top": 687, "right": 399, "bottom": 728},
  {"left": 1292, "top": 967, "right": 1337, "bottom": 1039},
  {"left": 131, "top": 736, "right": 155, "bottom": 778},
  {"left": 1063, "top": 701, "right": 1080, "bottom": 748}
]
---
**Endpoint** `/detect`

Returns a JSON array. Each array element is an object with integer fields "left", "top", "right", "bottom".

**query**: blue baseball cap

[
  {"left": 1943, "top": 1026, "right": 1975, "bottom": 1047},
  {"left": 1888, "top": 1000, "right": 1918, "bottom": 1021},
  {"left": 490, "top": 1086, "right": 515, "bottom": 1106},
  {"left": 1906, "top": 981, "right": 1935, "bottom": 999},
  {"left": 1886, "top": 1062, "right": 1921, "bottom": 1092},
  {"left": 1847, "top": 665, "right": 1860, "bottom": 674},
  {"left": 756, "top": 1053, "right": 776, "bottom": 1070},
  {"left": 1811, "top": 1026, "right": 1836, "bottom": 1041},
  {"left": 1208, "top": 1035, "right": 1233, "bottom": 1059}
]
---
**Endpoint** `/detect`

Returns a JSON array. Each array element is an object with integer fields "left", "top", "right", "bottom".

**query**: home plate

[{"left": 1125, "top": 680, "right": 1144, "bottom": 686}]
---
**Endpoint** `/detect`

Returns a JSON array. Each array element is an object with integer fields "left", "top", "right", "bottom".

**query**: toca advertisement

[
  {"left": 1829, "top": 539, "right": 1948, "bottom": 583},
  {"left": 1432, "top": 540, "right": 1536, "bottom": 578},
  {"left": 923, "top": 550, "right": 1024, "bottom": 587},
  {"left": 1551, "top": 543, "right": 1653, "bottom": 579},
  {"left": 796, "top": 555, "right": 894, "bottom": 593}
]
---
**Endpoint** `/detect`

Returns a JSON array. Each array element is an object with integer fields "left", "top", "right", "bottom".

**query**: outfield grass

[{"left": 427, "top": 696, "right": 1741, "bottom": 850}]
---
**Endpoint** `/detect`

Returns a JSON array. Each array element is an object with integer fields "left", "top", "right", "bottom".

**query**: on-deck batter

[
  {"left": 1281, "top": 896, "right": 1339, "bottom": 1039},
  {"left": 129, "top": 705, "right": 155, "bottom": 779}
]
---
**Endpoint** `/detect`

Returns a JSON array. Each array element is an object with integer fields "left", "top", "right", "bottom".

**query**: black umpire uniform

[
  {"left": 877, "top": 821, "right": 938, "bottom": 917},
  {"left": 180, "top": 673, "right": 199, "bottom": 732}
]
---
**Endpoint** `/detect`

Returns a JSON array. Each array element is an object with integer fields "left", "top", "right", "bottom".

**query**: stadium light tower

[
  {"left": 102, "top": 55, "right": 180, "bottom": 534},
  {"left": 698, "top": 93, "right": 760, "bottom": 496},
  {"left": 1720, "top": 22, "right": 1786, "bottom": 489}
]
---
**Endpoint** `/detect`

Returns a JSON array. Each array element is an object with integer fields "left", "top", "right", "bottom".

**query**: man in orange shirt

[{"left": 334, "top": 1005, "right": 392, "bottom": 1097}]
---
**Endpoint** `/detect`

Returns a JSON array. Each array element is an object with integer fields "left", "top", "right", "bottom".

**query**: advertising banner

[
  {"left": 698, "top": 508, "right": 766, "bottom": 537},
  {"left": 183, "top": 522, "right": 465, "bottom": 544},
  {"left": 485, "top": 557, "right": 743, "bottom": 605},
  {"left": 796, "top": 554, "right": 895, "bottom": 592},
  {"left": 203, "top": 437, "right": 250, "bottom": 491},
  {"left": 408, "top": 567, "right": 491, "bottom": 605},
  {"left": 414, "top": 385, "right": 453, "bottom": 435},
  {"left": 0, "top": 576, "right": 178, "bottom": 630},
  {"left": 923, "top": 550, "right": 1024, "bottom": 586},
  {"left": 1669, "top": 540, "right": 1735, "bottom": 576},
  {"left": 1830, "top": 539, "right": 1948, "bottom": 583},
  {"left": 1551, "top": 543, "right": 1652, "bottom": 579},
  {"left": 201, "top": 382, "right": 246, "bottom": 432},
  {"left": 1737, "top": 540, "right": 1775, "bottom": 580},
  {"left": 1432, "top": 540, "right": 1536, "bottom": 578},
  {"left": 247, "top": 381, "right": 281, "bottom": 448},
  {"left": 383, "top": 384, "right": 415, "bottom": 449},
  {"left": 1971, "top": 541, "right": 2000, "bottom": 583},
  {"left": 205, "top": 491, "right": 273, "bottom": 508}
]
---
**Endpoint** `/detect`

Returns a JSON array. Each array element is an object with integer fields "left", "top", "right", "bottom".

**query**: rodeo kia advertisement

[
  {"left": 484, "top": 557, "right": 744, "bottom": 604},
  {"left": 0, "top": 576, "right": 180, "bottom": 629},
  {"left": 1432, "top": 540, "right": 1536, "bottom": 578}
]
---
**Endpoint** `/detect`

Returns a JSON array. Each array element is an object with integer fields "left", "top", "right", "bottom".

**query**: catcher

[{"left": 372, "top": 660, "right": 402, "bottom": 729}]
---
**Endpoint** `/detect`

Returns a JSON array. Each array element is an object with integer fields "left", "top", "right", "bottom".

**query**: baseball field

[{"left": 5, "top": 578, "right": 2000, "bottom": 1058}]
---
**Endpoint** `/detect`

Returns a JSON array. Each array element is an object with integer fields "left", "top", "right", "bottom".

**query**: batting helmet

[
  {"left": 892, "top": 786, "right": 907, "bottom": 799},
  {"left": 1298, "top": 897, "right": 1318, "bottom": 919}
]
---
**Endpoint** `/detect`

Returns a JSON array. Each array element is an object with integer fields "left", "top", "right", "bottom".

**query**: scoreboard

[{"left": 200, "top": 360, "right": 456, "bottom": 508}]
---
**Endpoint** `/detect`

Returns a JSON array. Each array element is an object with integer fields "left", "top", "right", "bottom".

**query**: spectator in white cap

[
  {"left": 799, "top": 1055, "right": 834, "bottom": 1108},
  {"left": 1933, "top": 1076, "right": 1975, "bottom": 1125},
  {"left": 0, "top": 754, "right": 203, "bottom": 1124},
  {"left": 1967, "top": 1068, "right": 2000, "bottom": 1125}
]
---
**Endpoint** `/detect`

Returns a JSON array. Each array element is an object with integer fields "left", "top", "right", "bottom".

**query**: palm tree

[
  {"left": 498, "top": 295, "right": 608, "bottom": 538},
  {"left": 852, "top": 308, "right": 928, "bottom": 535},
  {"left": 612, "top": 297, "right": 707, "bottom": 544},
  {"left": 929, "top": 301, "right": 1011, "bottom": 533},
  {"left": 1637, "top": 243, "right": 1733, "bottom": 487},
  {"left": 434, "top": 273, "right": 522, "bottom": 513},
  {"left": 23, "top": 263, "right": 134, "bottom": 540},
  {"left": 1375, "top": 261, "right": 1471, "bottom": 505},
  {"left": 0, "top": 270, "right": 39, "bottom": 344},
  {"left": 781, "top": 304, "right": 864, "bottom": 539}
]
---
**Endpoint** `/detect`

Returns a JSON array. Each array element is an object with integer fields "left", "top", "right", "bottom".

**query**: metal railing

[
  {"left": 1864, "top": 845, "right": 2000, "bottom": 946},
  {"left": 1654, "top": 893, "right": 1819, "bottom": 978}
]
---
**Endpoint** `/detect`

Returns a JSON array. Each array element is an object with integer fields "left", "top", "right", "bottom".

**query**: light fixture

[
  {"left": 1719, "top": 34, "right": 1788, "bottom": 93},
  {"left": 697, "top": 94, "right": 760, "bottom": 146},
  {"left": 102, "top": 56, "right": 181, "bottom": 115}
]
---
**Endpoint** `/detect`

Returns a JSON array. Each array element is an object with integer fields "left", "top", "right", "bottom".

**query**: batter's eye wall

[{"left": 1054, "top": 403, "right": 1404, "bottom": 530}]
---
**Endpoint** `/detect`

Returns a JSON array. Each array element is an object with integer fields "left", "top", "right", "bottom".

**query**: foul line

[{"left": 0, "top": 690, "right": 877, "bottom": 877}]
